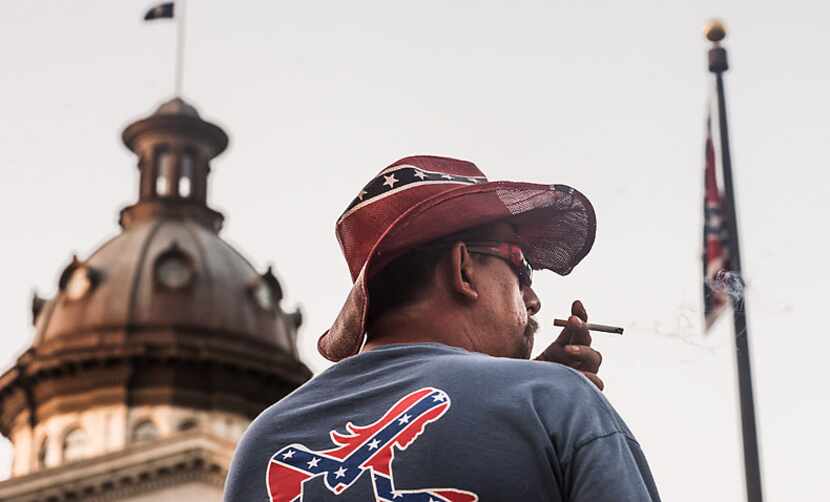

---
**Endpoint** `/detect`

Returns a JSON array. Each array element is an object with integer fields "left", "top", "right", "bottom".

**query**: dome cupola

[{"left": 119, "top": 97, "right": 228, "bottom": 232}]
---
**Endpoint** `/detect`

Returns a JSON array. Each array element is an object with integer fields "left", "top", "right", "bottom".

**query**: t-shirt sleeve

[
  {"left": 224, "top": 427, "right": 271, "bottom": 502},
  {"left": 567, "top": 431, "right": 661, "bottom": 502},
  {"left": 526, "top": 364, "right": 661, "bottom": 502}
]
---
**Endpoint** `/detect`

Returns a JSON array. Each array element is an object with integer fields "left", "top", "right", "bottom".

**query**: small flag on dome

[{"left": 144, "top": 2, "right": 174, "bottom": 21}]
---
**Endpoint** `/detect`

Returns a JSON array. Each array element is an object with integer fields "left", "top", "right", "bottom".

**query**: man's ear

[{"left": 448, "top": 242, "right": 479, "bottom": 301}]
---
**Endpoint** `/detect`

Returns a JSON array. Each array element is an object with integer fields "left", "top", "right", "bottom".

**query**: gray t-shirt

[{"left": 225, "top": 343, "right": 660, "bottom": 502}]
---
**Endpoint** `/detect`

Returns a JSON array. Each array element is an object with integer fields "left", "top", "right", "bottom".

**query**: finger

[
  {"left": 552, "top": 314, "right": 590, "bottom": 346},
  {"left": 565, "top": 345, "right": 602, "bottom": 373},
  {"left": 582, "top": 372, "right": 605, "bottom": 391},
  {"left": 571, "top": 300, "right": 588, "bottom": 322},
  {"left": 565, "top": 315, "right": 592, "bottom": 347},
  {"left": 534, "top": 341, "right": 567, "bottom": 364}
]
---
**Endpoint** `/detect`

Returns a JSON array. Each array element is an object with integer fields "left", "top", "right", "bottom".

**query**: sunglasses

[{"left": 464, "top": 241, "right": 533, "bottom": 288}]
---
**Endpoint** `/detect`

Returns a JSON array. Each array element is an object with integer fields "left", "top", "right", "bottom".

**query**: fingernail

[{"left": 566, "top": 345, "right": 580, "bottom": 354}]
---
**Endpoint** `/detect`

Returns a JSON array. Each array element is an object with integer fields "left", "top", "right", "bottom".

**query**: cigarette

[{"left": 553, "top": 319, "right": 624, "bottom": 335}]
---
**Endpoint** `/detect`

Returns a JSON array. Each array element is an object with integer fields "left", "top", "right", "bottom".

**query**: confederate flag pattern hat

[{"left": 319, "top": 155, "right": 596, "bottom": 362}]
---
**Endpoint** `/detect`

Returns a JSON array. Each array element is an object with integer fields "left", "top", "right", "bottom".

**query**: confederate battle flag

[{"left": 703, "top": 110, "right": 730, "bottom": 331}]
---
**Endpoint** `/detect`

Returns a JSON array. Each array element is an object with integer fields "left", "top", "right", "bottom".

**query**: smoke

[{"left": 707, "top": 270, "right": 746, "bottom": 310}]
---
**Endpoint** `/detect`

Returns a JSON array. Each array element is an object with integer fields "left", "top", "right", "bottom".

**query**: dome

[{"left": 33, "top": 218, "right": 300, "bottom": 356}]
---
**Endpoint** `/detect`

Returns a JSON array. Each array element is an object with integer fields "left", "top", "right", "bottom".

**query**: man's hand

[{"left": 534, "top": 300, "right": 604, "bottom": 391}]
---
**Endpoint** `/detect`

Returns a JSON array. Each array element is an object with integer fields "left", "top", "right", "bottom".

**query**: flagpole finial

[
  {"left": 706, "top": 19, "right": 729, "bottom": 73},
  {"left": 704, "top": 19, "right": 726, "bottom": 43}
]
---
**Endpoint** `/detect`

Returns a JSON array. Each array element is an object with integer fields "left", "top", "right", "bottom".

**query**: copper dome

[
  {"left": 34, "top": 218, "right": 299, "bottom": 356},
  {"left": 0, "top": 99, "right": 311, "bottom": 437}
]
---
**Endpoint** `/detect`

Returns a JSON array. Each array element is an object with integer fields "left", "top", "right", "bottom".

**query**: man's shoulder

[
  {"left": 432, "top": 346, "right": 591, "bottom": 383},
  {"left": 263, "top": 343, "right": 604, "bottom": 420},
  {"left": 347, "top": 342, "right": 594, "bottom": 388},
  {"left": 407, "top": 346, "right": 600, "bottom": 403}
]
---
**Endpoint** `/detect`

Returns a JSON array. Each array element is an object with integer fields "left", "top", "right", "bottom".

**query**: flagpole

[
  {"left": 705, "top": 20, "right": 764, "bottom": 502},
  {"left": 175, "top": 0, "right": 186, "bottom": 97}
]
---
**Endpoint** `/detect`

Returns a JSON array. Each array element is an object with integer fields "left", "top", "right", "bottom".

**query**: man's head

[
  {"left": 365, "top": 221, "right": 541, "bottom": 358},
  {"left": 318, "top": 155, "right": 596, "bottom": 362}
]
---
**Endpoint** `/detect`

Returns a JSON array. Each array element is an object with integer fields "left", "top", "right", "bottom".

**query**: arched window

[
  {"left": 62, "top": 427, "right": 87, "bottom": 463},
  {"left": 178, "top": 154, "right": 193, "bottom": 197},
  {"left": 37, "top": 436, "right": 49, "bottom": 469},
  {"left": 177, "top": 418, "right": 198, "bottom": 432},
  {"left": 156, "top": 151, "right": 176, "bottom": 196},
  {"left": 132, "top": 420, "right": 159, "bottom": 443}
]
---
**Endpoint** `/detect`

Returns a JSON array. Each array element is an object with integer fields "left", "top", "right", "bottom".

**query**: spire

[{"left": 119, "top": 97, "right": 229, "bottom": 232}]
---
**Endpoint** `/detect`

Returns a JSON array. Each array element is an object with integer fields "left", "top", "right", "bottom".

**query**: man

[{"left": 225, "top": 156, "right": 660, "bottom": 501}]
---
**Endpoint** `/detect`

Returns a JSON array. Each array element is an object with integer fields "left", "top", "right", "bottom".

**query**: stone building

[{"left": 0, "top": 98, "right": 312, "bottom": 501}]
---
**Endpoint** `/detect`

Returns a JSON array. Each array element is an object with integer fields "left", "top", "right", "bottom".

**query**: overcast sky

[{"left": 1, "top": 1, "right": 828, "bottom": 500}]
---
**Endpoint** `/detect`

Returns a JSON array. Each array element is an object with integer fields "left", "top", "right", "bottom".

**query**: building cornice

[
  {"left": 0, "top": 431, "right": 233, "bottom": 501},
  {"left": 0, "top": 325, "right": 310, "bottom": 436}
]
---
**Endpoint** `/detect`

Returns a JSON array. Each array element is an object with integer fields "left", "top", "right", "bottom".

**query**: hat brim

[{"left": 318, "top": 181, "right": 596, "bottom": 362}]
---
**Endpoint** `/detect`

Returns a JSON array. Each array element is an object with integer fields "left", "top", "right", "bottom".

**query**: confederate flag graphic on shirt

[{"left": 266, "top": 387, "right": 479, "bottom": 502}]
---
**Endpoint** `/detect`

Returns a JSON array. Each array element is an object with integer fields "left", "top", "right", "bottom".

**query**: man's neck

[{"left": 362, "top": 303, "right": 477, "bottom": 354}]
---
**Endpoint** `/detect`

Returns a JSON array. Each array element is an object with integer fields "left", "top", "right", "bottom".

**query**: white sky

[{"left": 1, "top": 1, "right": 828, "bottom": 500}]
